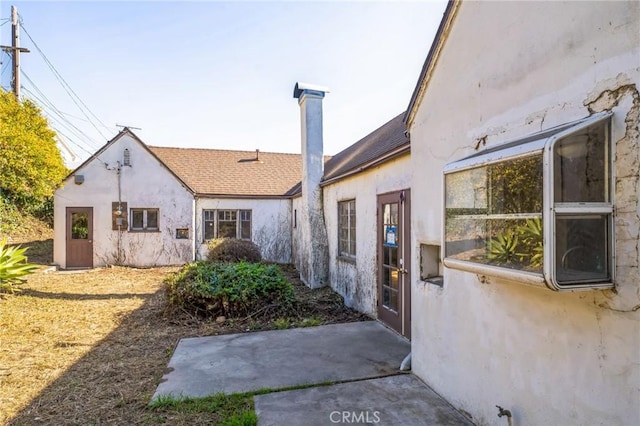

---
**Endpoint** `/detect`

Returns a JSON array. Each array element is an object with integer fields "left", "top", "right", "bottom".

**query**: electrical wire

[
  {"left": 18, "top": 18, "right": 114, "bottom": 140},
  {"left": 22, "top": 89, "right": 111, "bottom": 166},
  {"left": 21, "top": 72, "right": 103, "bottom": 150}
]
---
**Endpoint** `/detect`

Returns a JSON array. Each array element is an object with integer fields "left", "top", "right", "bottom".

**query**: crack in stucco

[{"left": 584, "top": 81, "right": 640, "bottom": 313}]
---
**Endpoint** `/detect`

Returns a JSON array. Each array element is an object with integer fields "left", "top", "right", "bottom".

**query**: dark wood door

[
  {"left": 66, "top": 207, "right": 93, "bottom": 268},
  {"left": 377, "top": 190, "right": 411, "bottom": 339}
]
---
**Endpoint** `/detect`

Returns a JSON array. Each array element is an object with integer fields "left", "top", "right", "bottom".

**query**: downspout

[
  {"left": 116, "top": 161, "right": 123, "bottom": 264},
  {"left": 192, "top": 197, "right": 197, "bottom": 261}
]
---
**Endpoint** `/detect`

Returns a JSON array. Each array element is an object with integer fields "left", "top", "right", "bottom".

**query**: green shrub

[
  {"left": 206, "top": 238, "right": 262, "bottom": 263},
  {"left": 165, "top": 261, "right": 294, "bottom": 318},
  {"left": 0, "top": 238, "right": 38, "bottom": 293}
]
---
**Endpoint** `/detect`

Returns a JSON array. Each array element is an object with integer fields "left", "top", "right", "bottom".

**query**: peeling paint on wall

[{"left": 585, "top": 79, "right": 640, "bottom": 312}]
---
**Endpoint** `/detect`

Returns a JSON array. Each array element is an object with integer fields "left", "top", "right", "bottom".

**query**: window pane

[
  {"left": 488, "top": 156, "right": 543, "bottom": 214},
  {"left": 217, "top": 210, "right": 237, "bottom": 238},
  {"left": 147, "top": 210, "right": 158, "bottom": 229},
  {"left": 241, "top": 219, "right": 251, "bottom": 239},
  {"left": 349, "top": 201, "right": 356, "bottom": 255},
  {"left": 219, "top": 210, "right": 236, "bottom": 221},
  {"left": 338, "top": 201, "right": 355, "bottom": 256},
  {"left": 132, "top": 210, "right": 143, "bottom": 229},
  {"left": 204, "top": 220, "right": 214, "bottom": 240},
  {"left": 555, "top": 215, "right": 610, "bottom": 284},
  {"left": 71, "top": 213, "right": 88, "bottom": 239},
  {"left": 445, "top": 155, "right": 543, "bottom": 273},
  {"left": 218, "top": 221, "right": 236, "bottom": 238},
  {"left": 554, "top": 121, "right": 607, "bottom": 203},
  {"left": 390, "top": 203, "right": 398, "bottom": 225}
]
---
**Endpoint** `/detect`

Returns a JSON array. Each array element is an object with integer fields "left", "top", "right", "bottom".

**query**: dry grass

[{"left": 0, "top": 264, "right": 368, "bottom": 425}]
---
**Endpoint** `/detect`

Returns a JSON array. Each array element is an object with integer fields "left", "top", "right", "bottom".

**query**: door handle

[{"left": 88, "top": 240, "right": 92, "bottom": 243}]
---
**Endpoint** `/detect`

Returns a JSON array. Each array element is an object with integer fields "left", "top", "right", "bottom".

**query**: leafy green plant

[
  {"left": 0, "top": 238, "right": 38, "bottom": 293},
  {"left": 165, "top": 261, "right": 294, "bottom": 318},
  {"left": 518, "top": 217, "right": 543, "bottom": 267},
  {"left": 207, "top": 238, "right": 262, "bottom": 263},
  {"left": 0, "top": 91, "right": 67, "bottom": 212},
  {"left": 487, "top": 231, "right": 521, "bottom": 265}
]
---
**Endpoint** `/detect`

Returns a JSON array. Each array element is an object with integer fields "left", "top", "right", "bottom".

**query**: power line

[
  {"left": 20, "top": 71, "right": 103, "bottom": 150},
  {"left": 18, "top": 18, "right": 113, "bottom": 140}
]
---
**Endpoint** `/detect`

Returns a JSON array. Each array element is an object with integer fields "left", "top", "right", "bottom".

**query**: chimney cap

[{"left": 293, "top": 82, "right": 330, "bottom": 99}]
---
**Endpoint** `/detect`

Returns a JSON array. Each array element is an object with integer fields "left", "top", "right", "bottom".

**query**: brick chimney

[{"left": 293, "top": 82, "right": 330, "bottom": 288}]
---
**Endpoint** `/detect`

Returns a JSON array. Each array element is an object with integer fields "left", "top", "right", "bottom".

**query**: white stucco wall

[
  {"left": 322, "top": 154, "right": 411, "bottom": 315},
  {"left": 195, "top": 198, "right": 292, "bottom": 263},
  {"left": 409, "top": 2, "right": 639, "bottom": 425},
  {"left": 296, "top": 89, "right": 330, "bottom": 288},
  {"left": 54, "top": 133, "right": 194, "bottom": 268},
  {"left": 291, "top": 196, "right": 303, "bottom": 272}
]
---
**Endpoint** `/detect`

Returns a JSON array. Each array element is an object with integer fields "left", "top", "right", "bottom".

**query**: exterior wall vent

[{"left": 123, "top": 148, "right": 131, "bottom": 166}]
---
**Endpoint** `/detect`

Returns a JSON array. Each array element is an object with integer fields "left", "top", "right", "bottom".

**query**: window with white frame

[
  {"left": 202, "top": 209, "right": 252, "bottom": 240},
  {"left": 443, "top": 112, "right": 613, "bottom": 291},
  {"left": 130, "top": 208, "right": 159, "bottom": 231},
  {"left": 338, "top": 200, "right": 356, "bottom": 258}
]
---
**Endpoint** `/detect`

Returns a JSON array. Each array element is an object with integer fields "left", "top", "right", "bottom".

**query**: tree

[{"left": 0, "top": 90, "right": 67, "bottom": 213}]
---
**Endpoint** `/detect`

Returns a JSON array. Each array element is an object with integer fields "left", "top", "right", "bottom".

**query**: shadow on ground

[{"left": 7, "top": 286, "right": 216, "bottom": 425}]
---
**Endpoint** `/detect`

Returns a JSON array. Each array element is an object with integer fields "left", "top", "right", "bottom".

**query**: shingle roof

[
  {"left": 322, "top": 112, "right": 409, "bottom": 183},
  {"left": 148, "top": 147, "right": 304, "bottom": 197}
]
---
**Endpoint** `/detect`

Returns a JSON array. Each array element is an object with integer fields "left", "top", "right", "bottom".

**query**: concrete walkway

[
  {"left": 153, "top": 321, "right": 473, "bottom": 425},
  {"left": 255, "top": 374, "right": 473, "bottom": 426},
  {"left": 154, "top": 321, "right": 409, "bottom": 398}
]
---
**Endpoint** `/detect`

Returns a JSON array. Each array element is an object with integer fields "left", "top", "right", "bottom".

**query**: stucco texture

[
  {"left": 54, "top": 134, "right": 194, "bottom": 268},
  {"left": 408, "top": 1, "right": 639, "bottom": 425},
  {"left": 322, "top": 154, "right": 411, "bottom": 315}
]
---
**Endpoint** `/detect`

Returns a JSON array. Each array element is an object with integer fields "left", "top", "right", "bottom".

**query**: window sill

[
  {"left": 423, "top": 276, "right": 444, "bottom": 287},
  {"left": 337, "top": 255, "right": 356, "bottom": 265},
  {"left": 128, "top": 229, "right": 161, "bottom": 233},
  {"left": 443, "top": 257, "right": 546, "bottom": 288}
]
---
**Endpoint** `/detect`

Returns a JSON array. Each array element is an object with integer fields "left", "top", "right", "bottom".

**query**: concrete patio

[{"left": 153, "top": 321, "right": 473, "bottom": 425}]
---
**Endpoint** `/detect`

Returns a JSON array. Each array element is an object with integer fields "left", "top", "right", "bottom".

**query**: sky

[{"left": 1, "top": 0, "right": 447, "bottom": 167}]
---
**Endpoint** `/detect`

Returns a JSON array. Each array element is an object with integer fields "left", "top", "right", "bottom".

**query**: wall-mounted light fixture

[{"left": 74, "top": 175, "right": 84, "bottom": 185}]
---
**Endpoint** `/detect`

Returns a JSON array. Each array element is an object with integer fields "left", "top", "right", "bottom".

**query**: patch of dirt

[{"left": 0, "top": 264, "right": 369, "bottom": 425}]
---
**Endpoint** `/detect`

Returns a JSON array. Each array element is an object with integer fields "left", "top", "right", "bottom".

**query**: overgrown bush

[
  {"left": 0, "top": 238, "right": 38, "bottom": 293},
  {"left": 165, "top": 261, "right": 294, "bottom": 318},
  {"left": 206, "top": 238, "right": 262, "bottom": 263}
]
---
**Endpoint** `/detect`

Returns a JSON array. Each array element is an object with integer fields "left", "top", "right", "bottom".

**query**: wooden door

[
  {"left": 377, "top": 190, "right": 411, "bottom": 338},
  {"left": 66, "top": 207, "right": 93, "bottom": 268}
]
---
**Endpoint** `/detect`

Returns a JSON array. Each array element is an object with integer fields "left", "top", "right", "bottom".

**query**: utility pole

[{"left": 1, "top": 6, "right": 30, "bottom": 100}]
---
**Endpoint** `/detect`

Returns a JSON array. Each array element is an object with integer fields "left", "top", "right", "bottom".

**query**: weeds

[{"left": 165, "top": 261, "right": 294, "bottom": 318}]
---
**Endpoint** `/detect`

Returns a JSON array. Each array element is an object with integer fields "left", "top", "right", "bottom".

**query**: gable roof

[
  {"left": 148, "top": 146, "right": 304, "bottom": 197},
  {"left": 405, "top": 0, "right": 459, "bottom": 128},
  {"left": 61, "top": 128, "right": 195, "bottom": 193},
  {"left": 321, "top": 112, "right": 409, "bottom": 186}
]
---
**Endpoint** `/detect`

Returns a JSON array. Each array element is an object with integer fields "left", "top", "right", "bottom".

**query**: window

[
  {"left": 338, "top": 200, "right": 356, "bottom": 257},
  {"left": 130, "top": 208, "right": 159, "bottom": 231},
  {"left": 443, "top": 112, "right": 613, "bottom": 291},
  {"left": 202, "top": 209, "right": 252, "bottom": 240},
  {"left": 203, "top": 210, "right": 215, "bottom": 240},
  {"left": 218, "top": 210, "right": 237, "bottom": 238},
  {"left": 176, "top": 228, "right": 189, "bottom": 239}
]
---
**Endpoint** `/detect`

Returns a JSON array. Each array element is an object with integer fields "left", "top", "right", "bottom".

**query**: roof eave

[
  {"left": 404, "top": 0, "right": 460, "bottom": 129},
  {"left": 320, "top": 144, "right": 410, "bottom": 187},
  {"left": 195, "top": 193, "right": 292, "bottom": 200}
]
